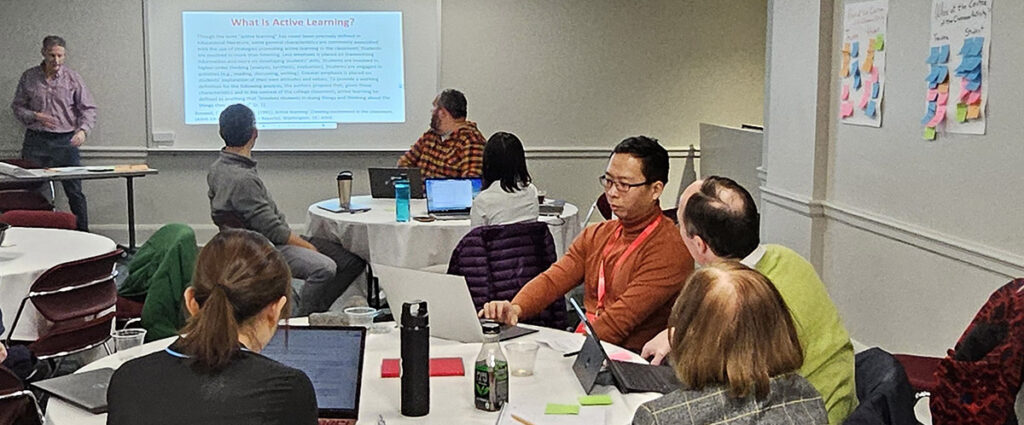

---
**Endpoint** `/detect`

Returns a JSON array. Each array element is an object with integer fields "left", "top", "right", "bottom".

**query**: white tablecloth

[
  {"left": 306, "top": 196, "right": 581, "bottom": 270},
  {"left": 0, "top": 228, "right": 117, "bottom": 341},
  {"left": 46, "top": 321, "right": 658, "bottom": 424}
]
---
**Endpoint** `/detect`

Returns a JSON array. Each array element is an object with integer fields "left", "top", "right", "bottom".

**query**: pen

[
  {"left": 511, "top": 414, "right": 535, "bottom": 425},
  {"left": 563, "top": 350, "right": 581, "bottom": 357}
]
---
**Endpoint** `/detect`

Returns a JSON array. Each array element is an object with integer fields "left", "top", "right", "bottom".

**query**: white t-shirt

[{"left": 470, "top": 182, "right": 540, "bottom": 227}]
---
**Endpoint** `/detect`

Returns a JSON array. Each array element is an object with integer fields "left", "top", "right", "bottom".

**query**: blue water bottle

[{"left": 394, "top": 175, "right": 411, "bottom": 222}]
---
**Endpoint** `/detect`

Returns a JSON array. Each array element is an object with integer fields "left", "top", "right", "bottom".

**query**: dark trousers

[
  {"left": 278, "top": 236, "right": 366, "bottom": 316},
  {"left": 21, "top": 129, "right": 89, "bottom": 231}
]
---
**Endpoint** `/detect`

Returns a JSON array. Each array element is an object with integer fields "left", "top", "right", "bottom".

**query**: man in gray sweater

[{"left": 207, "top": 104, "right": 365, "bottom": 316}]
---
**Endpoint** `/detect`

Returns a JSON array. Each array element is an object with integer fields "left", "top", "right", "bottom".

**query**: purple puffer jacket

[{"left": 447, "top": 221, "right": 567, "bottom": 330}]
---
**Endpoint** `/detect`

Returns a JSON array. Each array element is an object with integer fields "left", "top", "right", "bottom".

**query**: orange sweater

[{"left": 512, "top": 206, "right": 694, "bottom": 352}]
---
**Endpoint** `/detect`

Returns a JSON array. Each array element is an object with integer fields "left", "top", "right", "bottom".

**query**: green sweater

[{"left": 754, "top": 244, "right": 857, "bottom": 425}]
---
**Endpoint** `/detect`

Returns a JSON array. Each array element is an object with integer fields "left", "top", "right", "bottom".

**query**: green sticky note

[
  {"left": 874, "top": 34, "right": 884, "bottom": 51},
  {"left": 923, "top": 126, "right": 936, "bottom": 140},
  {"left": 578, "top": 394, "right": 613, "bottom": 406},
  {"left": 956, "top": 103, "right": 968, "bottom": 122},
  {"left": 545, "top": 404, "right": 580, "bottom": 415}
]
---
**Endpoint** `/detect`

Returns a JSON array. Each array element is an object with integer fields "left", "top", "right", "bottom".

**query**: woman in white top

[{"left": 470, "top": 132, "right": 539, "bottom": 227}]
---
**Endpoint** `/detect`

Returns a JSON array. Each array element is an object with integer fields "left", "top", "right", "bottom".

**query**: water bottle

[
  {"left": 401, "top": 300, "right": 429, "bottom": 416},
  {"left": 394, "top": 175, "right": 411, "bottom": 222},
  {"left": 473, "top": 321, "right": 509, "bottom": 411}
]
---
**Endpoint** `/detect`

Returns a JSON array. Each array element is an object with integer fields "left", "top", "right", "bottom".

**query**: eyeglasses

[{"left": 599, "top": 175, "right": 651, "bottom": 192}]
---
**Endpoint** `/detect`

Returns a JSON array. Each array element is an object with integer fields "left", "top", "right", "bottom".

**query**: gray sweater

[
  {"left": 207, "top": 150, "right": 291, "bottom": 245},
  {"left": 632, "top": 373, "right": 828, "bottom": 425}
]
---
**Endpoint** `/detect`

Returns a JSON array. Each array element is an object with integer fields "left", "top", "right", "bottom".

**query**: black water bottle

[{"left": 401, "top": 300, "right": 430, "bottom": 416}]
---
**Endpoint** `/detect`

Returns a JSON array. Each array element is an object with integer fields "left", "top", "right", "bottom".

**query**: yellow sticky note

[
  {"left": 579, "top": 395, "right": 613, "bottom": 406},
  {"left": 841, "top": 54, "right": 850, "bottom": 78},
  {"left": 923, "top": 127, "right": 936, "bottom": 140},
  {"left": 967, "top": 103, "right": 981, "bottom": 119},
  {"left": 875, "top": 34, "right": 885, "bottom": 51},
  {"left": 861, "top": 55, "right": 874, "bottom": 73},
  {"left": 545, "top": 404, "right": 580, "bottom": 415},
  {"left": 956, "top": 103, "right": 968, "bottom": 122},
  {"left": 843, "top": 42, "right": 851, "bottom": 53}
]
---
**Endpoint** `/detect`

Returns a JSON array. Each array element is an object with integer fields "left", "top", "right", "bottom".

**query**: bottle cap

[
  {"left": 481, "top": 321, "right": 501, "bottom": 335},
  {"left": 337, "top": 170, "right": 353, "bottom": 180},
  {"left": 401, "top": 300, "right": 429, "bottom": 327}
]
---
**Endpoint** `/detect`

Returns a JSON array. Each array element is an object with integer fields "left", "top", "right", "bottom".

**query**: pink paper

[
  {"left": 870, "top": 67, "right": 879, "bottom": 82},
  {"left": 927, "top": 89, "right": 938, "bottom": 101},
  {"left": 959, "top": 88, "right": 971, "bottom": 102},
  {"left": 967, "top": 91, "right": 982, "bottom": 104},
  {"left": 858, "top": 88, "right": 871, "bottom": 109},
  {"left": 840, "top": 102, "right": 854, "bottom": 118},
  {"left": 609, "top": 351, "right": 633, "bottom": 362},
  {"left": 841, "top": 85, "right": 850, "bottom": 100},
  {"left": 960, "top": 78, "right": 969, "bottom": 90},
  {"left": 927, "top": 105, "right": 946, "bottom": 127},
  {"left": 937, "top": 92, "right": 949, "bottom": 105}
]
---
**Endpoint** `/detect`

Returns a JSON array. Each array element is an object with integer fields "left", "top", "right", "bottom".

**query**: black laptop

[
  {"left": 368, "top": 167, "right": 425, "bottom": 199},
  {"left": 31, "top": 367, "right": 114, "bottom": 414},
  {"left": 569, "top": 299, "right": 679, "bottom": 394},
  {"left": 260, "top": 326, "right": 367, "bottom": 424}
]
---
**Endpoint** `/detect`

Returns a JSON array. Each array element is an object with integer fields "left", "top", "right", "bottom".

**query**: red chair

[
  {"left": 892, "top": 353, "right": 942, "bottom": 394},
  {"left": 0, "top": 366, "right": 43, "bottom": 425},
  {"left": 0, "top": 159, "right": 52, "bottom": 213},
  {"left": 5, "top": 250, "right": 122, "bottom": 370},
  {"left": 0, "top": 210, "right": 77, "bottom": 230}
]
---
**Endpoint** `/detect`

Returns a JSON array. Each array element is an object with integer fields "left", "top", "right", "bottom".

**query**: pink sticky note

[
  {"left": 937, "top": 92, "right": 949, "bottom": 105},
  {"left": 841, "top": 85, "right": 850, "bottom": 100},
  {"left": 927, "top": 89, "right": 938, "bottom": 101},
  {"left": 927, "top": 105, "right": 946, "bottom": 127},
  {"left": 959, "top": 88, "right": 971, "bottom": 102},
  {"left": 609, "top": 351, "right": 633, "bottom": 362},
  {"left": 870, "top": 67, "right": 879, "bottom": 82},
  {"left": 840, "top": 102, "right": 854, "bottom": 118},
  {"left": 960, "top": 78, "right": 969, "bottom": 90},
  {"left": 967, "top": 90, "right": 982, "bottom": 104},
  {"left": 859, "top": 88, "right": 871, "bottom": 109}
]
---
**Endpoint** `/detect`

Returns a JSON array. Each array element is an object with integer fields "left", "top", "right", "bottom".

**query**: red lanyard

[{"left": 576, "top": 214, "right": 662, "bottom": 333}]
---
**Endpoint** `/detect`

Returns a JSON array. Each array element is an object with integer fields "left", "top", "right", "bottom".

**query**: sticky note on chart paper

[
  {"left": 545, "top": 404, "right": 580, "bottom": 415},
  {"left": 578, "top": 395, "right": 613, "bottom": 406},
  {"left": 923, "top": 126, "right": 936, "bottom": 140}
]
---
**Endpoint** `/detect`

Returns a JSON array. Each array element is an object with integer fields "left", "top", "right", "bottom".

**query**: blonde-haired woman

[{"left": 633, "top": 260, "right": 828, "bottom": 425}]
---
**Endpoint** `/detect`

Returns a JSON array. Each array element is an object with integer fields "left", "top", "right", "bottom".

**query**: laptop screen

[
  {"left": 260, "top": 326, "right": 366, "bottom": 418},
  {"left": 425, "top": 178, "right": 481, "bottom": 212}
]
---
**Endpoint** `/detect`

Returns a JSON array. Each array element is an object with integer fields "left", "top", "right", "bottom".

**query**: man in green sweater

[{"left": 641, "top": 176, "right": 857, "bottom": 425}]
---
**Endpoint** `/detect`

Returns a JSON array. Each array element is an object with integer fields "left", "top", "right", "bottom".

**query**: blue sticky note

[
  {"left": 958, "top": 56, "right": 982, "bottom": 74},
  {"left": 853, "top": 73, "right": 861, "bottom": 90},
  {"left": 938, "top": 45, "right": 950, "bottom": 63},
  {"left": 927, "top": 101, "right": 937, "bottom": 112},
  {"left": 866, "top": 101, "right": 877, "bottom": 117},
  {"left": 967, "top": 37, "right": 984, "bottom": 56},
  {"left": 921, "top": 108, "right": 935, "bottom": 125},
  {"left": 871, "top": 81, "right": 880, "bottom": 99},
  {"left": 967, "top": 68, "right": 982, "bottom": 82},
  {"left": 925, "top": 66, "right": 938, "bottom": 83},
  {"left": 966, "top": 78, "right": 981, "bottom": 91},
  {"left": 851, "top": 41, "right": 859, "bottom": 58},
  {"left": 958, "top": 39, "right": 972, "bottom": 56},
  {"left": 926, "top": 46, "right": 939, "bottom": 64},
  {"left": 935, "top": 66, "right": 948, "bottom": 83},
  {"left": 850, "top": 60, "right": 859, "bottom": 76}
]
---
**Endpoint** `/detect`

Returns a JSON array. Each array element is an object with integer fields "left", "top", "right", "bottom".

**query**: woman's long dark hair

[
  {"left": 177, "top": 229, "right": 291, "bottom": 371},
  {"left": 482, "top": 131, "right": 532, "bottom": 193}
]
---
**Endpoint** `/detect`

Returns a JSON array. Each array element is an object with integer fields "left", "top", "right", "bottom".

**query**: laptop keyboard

[{"left": 613, "top": 361, "right": 679, "bottom": 393}]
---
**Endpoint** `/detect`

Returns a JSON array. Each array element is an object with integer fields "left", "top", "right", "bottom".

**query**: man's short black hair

[
  {"left": 42, "top": 35, "right": 66, "bottom": 50},
  {"left": 611, "top": 136, "right": 669, "bottom": 184},
  {"left": 683, "top": 176, "right": 760, "bottom": 259},
  {"left": 219, "top": 104, "right": 255, "bottom": 147},
  {"left": 437, "top": 89, "right": 467, "bottom": 119}
]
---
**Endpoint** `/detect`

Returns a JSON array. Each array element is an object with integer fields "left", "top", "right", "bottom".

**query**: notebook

[{"left": 31, "top": 367, "right": 114, "bottom": 414}]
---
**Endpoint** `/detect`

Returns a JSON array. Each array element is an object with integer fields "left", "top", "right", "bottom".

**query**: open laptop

[
  {"left": 373, "top": 263, "right": 537, "bottom": 343},
  {"left": 31, "top": 367, "right": 114, "bottom": 414},
  {"left": 425, "top": 178, "right": 481, "bottom": 220},
  {"left": 260, "top": 326, "right": 366, "bottom": 424},
  {"left": 569, "top": 299, "right": 679, "bottom": 394},
  {"left": 368, "top": 167, "right": 425, "bottom": 199}
]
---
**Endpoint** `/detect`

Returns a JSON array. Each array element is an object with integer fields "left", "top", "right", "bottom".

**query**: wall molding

[{"left": 760, "top": 184, "right": 1024, "bottom": 278}]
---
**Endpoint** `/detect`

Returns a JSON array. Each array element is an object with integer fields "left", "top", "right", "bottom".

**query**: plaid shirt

[
  {"left": 632, "top": 374, "right": 829, "bottom": 425},
  {"left": 397, "top": 121, "right": 485, "bottom": 178}
]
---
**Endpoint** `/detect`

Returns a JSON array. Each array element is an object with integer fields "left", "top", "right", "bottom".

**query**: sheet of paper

[
  {"left": 928, "top": 0, "right": 992, "bottom": 135},
  {"left": 839, "top": 0, "right": 888, "bottom": 127}
]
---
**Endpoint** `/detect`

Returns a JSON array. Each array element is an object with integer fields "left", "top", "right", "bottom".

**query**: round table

[
  {"left": 0, "top": 227, "right": 117, "bottom": 341},
  {"left": 46, "top": 321, "right": 658, "bottom": 424},
  {"left": 306, "top": 196, "right": 581, "bottom": 270}
]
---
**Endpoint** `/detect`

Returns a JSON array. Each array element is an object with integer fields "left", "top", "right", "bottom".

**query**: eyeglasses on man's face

[{"left": 598, "top": 175, "right": 651, "bottom": 193}]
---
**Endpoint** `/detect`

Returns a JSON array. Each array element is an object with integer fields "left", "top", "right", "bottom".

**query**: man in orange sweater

[{"left": 480, "top": 136, "right": 694, "bottom": 352}]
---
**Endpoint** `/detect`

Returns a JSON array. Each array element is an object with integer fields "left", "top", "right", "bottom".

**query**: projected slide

[{"left": 182, "top": 11, "right": 406, "bottom": 129}]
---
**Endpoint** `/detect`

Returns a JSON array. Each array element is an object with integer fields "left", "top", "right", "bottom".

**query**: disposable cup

[{"left": 505, "top": 341, "right": 540, "bottom": 377}]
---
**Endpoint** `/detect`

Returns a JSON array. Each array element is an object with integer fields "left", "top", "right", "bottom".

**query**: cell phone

[{"left": 413, "top": 215, "right": 435, "bottom": 222}]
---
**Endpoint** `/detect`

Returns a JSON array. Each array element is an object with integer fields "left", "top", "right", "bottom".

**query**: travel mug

[{"left": 337, "top": 171, "right": 353, "bottom": 210}]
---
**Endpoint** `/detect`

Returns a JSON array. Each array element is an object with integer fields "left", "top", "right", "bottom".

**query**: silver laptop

[
  {"left": 425, "top": 178, "right": 482, "bottom": 220},
  {"left": 368, "top": 167, "right": 425, "bottom": 199},
  {"left": 373, "top": 264, "right": 537, "bottom": 343},
  {"left": 31, "top": 367, "right": 114, "bottom": 414}
]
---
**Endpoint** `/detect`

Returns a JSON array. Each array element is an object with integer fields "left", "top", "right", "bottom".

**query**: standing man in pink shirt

[{"left": 11, "top": 35, "right": 98, "bottom": 231}]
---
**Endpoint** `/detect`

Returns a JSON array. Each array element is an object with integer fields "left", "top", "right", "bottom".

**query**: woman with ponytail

[{"left": 107, "top": 229, "right": 317, "bottom": 425}]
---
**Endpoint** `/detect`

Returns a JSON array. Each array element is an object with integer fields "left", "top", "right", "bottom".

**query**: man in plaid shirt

[{"left": 398, "top": 89, "right": 486, "bottom": 178}]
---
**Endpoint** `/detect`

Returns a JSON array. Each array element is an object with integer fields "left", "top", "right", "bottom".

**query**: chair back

[
  {"left": 0, "top": 366, "right": 42, "bottom": 425},
  {"left": 842, "top": 348, "right": 917, "bottom": 425},
  {"left": 0, "top": 210, "right": 75, "bottom": 229},
  {"left": 211, "top": 211, "right": 246, "bottom": 231},
  {"left": 448, "top": 221, "right": 566, "bottom": 329},
  {"left": 29, "top": 250, "right": 121, "bottom": 322},
  {"left": 0, "top": 191, "right": 52, "bottom": 212}
]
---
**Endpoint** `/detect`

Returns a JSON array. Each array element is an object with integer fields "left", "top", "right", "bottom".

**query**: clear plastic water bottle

[
  {"left": 394, "top": 175, "right": 411, "bottom": 222},
  {"left": 474, "top": 322, "right": 509, "bottom": 411}
]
